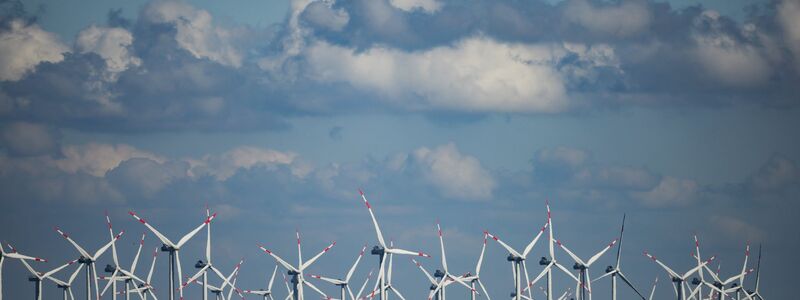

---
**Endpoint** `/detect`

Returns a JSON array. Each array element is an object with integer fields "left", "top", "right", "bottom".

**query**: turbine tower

[
  {"left": 358, "top": 189, "right": 431, "bottom": 300},
  {"left": 128, "top": 209, "right": 216, "bottom": 300},
  {"left": 258, "top": 230, "right": 336, "bottom": 300}
]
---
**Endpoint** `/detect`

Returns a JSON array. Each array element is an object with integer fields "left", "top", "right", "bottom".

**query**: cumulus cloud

[
  {"left": 142, "top": 1, "right": 244, "bottom": 68},
  {"left": 188, "top": 146, "right": 307, "bottom": 180},
  {"left": 306, "top": 37, "right": 623, "bottom": 113},
  {"left": 389, "top": 0, "right": 442, "bottom": 14},
  {"left": 55, "top": 143, "right": 163, "bottom": 176},
  {"left": 407, "top": 143, "right": 495, "bottom": 200},
  {"left": 76, "top": 25, "right": 141, "bottom": 74},
  {"left": 0, "top": 20, "right": 69, "bottom": 81},
  {"left": 563, "top": 0, "right": 651, "bottom": 38},
  {"left": 301, "top": 1, "right": 350, "bottom": 31},
  {"left": 633, "top": 176, "right": 700, "bottom": 207}
]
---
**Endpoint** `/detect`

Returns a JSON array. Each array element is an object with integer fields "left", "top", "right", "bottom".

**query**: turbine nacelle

[
  {"left": 195, "top": 260, "right": 206, "bottom": 268},
  {"left": 539, "top": 257, "right": 551, "bottom": 265},
  {"left": 104, "top": 264, "right": 117, "bottom": 273},
  {"left": 28, "top": 276, "right": 39, "bottom": 282},
  {"left": 605, "top": 265, "right": 615, "bottom": 273},
  {"left": 507, "top": 254, "right": 523, "bottom": 262},
  {"left": 572, "top": 262, "right": 586, "bottom": 270},
  {"left": 160, "top": 244, "right": 176, "bottom": 252},
  {"left": 691, "top": 277, "right": 702, "bottom": 285},
  {"left": 371, "top": 245, "right": 385, "bottom": 255},
  {"left": 78, "top": 256, "right": 92, "bottom": 264},
  {"left": 434, "top": 269, "right": 445, "bottom": 278}
]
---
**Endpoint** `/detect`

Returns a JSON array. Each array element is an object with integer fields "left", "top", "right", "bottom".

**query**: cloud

[
  {"left": 563, "top": 0, "right": 651, "bottom": 38},
  {"left": 188, "top": 146, "right": 306, "bottom": 180},
  {"left": 55, "top": 143, "right": 163, "bottom": 176},
  {"left": 0, "top": 122, "right": 58, "bottom": 156},
  {"left": 141, "top": 0, "right": 244, "bottom": 68},
  {"left": 389, "top": 0, "right": 442, "bottom": 14},
  {"left": 305, "top": 37, "right": 623, "bottom": 113},
  {"left": 632, "top": 176, "right": 700, "bottom": 207},
  {"left": 778, "top": 0, "right": 800, "bottom": 71},
  {"left": 76, "top": 25, "right": 141, "bottom": 74},
  {"left": 747, "top": 154, "right": 799, "bottom": 192},
  {"left": 407, "top": 143, "right": 495, "bottom": 200},
  {"left": 301, "top": 1, "right": 350, "bottom": 31},
  {"left": 0, "top": 19, "right": 68, "bottom": 81},
  {"left": 106, "top": 157, "right": 190, "bottom": 199}
]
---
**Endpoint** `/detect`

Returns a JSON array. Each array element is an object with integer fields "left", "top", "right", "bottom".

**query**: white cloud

[
  {"left": 710, "top": 215, "right": 764, "bottom": 242},
  {"left": 778, "top": 0, "right": 800, "bottom": 70},
  {"left": 305, "top": 37, "right": 615, "bottom": 113},
  {"left": 0, "top": 20, "right": 69, "bottom": 81},
  {"left": 55, "top": 143, "right": 164, "bottom": 177},
  {"left": 748, "top": 154, "right": 798, "bottom": 191},
  {"left": 143, "top": 1, "right": 243, "bottom": 68},
  {"left": 633, "top": 176, "right": 699, "bottom": 207},
  {"left": 188, "top": 146, "right": 308, "bottom": 180},
  {"left": 389, "top": 0, "right": 442, "bottom": 14},
  {"left": 302, "top": 1, "right": 350, "bottom": 31},
  {"left": 691, "top": 10, "right": 772, "bottom": 87},
  {"left": 564, "top": 0, "right": 651, "bottom": 37},
  {"left": 76, "top": 25, "right": 141, "bottom": 74},
  {"left": 410, "top": 143, "right": 495, "bottom": 200}
]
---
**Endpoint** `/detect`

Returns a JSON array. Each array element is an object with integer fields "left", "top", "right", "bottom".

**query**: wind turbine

[
  {"left": 128, "top": 209, "right": 216, "bottom": 300},
  {"left": 243, "top": 265, "right": 279, "bottom": 300},
  {"left": 485, "top": 219, "right": 548, "bottom": 300},
  {"left": 181, "top": 207, "right": 236, "bottom": 300},
  {"left": 643, "top": 250, "right": 715, "bottom": 300},
  {"left": 700, "top": 243, "right": 754, "bottom": 300},
  {"left": 0, "top": 241, "right": 46, "bottom": 300},
  {"left": 54, "top": 224, "right": 124, "bottom": 300},
  {"left": 308, "top": 245, "right": 367, "bottom": 300},
  {"left": 11, "top": 244, "right": 78, "bottom": 300},
  {"left": 364, "top": 241, "right": 414, "bottom": 300},
  {"left": 410, "top": 258, "right": 447, "bottom": 300},
  {"left": 426, "top": 221, "right": 478, "bottom": 300},
  {"left": 461, "top": 232, "right": 490, "bottom": 300},
  {"left": 46, "top": 261, "right": 85, "bottom": 300},
  {"left": 100, "top": 213, "right": 147, "bottom": 300},
  {"left": 533, "top": 200, "right": 581, "bottom": 300},
  {"left": 257, "top": 230, "right": 336, "bottom": 300},
  {"left": 358, "top": 189, "right": 431, "bottom": 300},
  {"left": 187, "top": 259, "right": 245, "bottom": 300},
  {"left": 591, "top": 215, "right": 646, "bottom": 300},
  {"left": 555, "top": 236, "right": 618, "bottom": 300}
]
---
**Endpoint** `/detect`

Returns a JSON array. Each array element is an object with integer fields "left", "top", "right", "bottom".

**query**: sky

[{"left": 0, "top": 0, "right": 798, "bottom": 299}]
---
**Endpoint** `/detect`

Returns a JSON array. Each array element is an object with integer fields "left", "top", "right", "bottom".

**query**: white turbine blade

[
  {"left": 176, "top": 213, "right": 215, "bottom": 248},
  {"left": 4, "top": 250, "right": 47, "bottom": 262},
  {"left": 92, "top": 262, "right": 101, "bottom": 300},
  {"left": 555, "top": 240, "right": 586, "bottom": 266},
  {"left": 739, "top": 242, "right": 750, "bottom": 285},
  {"left": 385, "top": 247, "right": 431, "bottom": 257},
  {"left": 346, "top": 245, "right": 367, "bottom": 282},
  {"left": 128, "top": 233, "right": 145, "bottom": 275},
  {"left": 388, "top": 286, "right": 407, "bottom": 300},
  {"left": 94, "top": 230, "right": 125, "bottom": 259},
  {"left": 546, "top": 200, "right": 555, "bottom": 258},
  {"left": 478, "top": 279, "right": 491, "bottom": 300},
  {"left": 303, "top": 279, "right": 329, "bottom": 298},
  {"left": 448, "top": 274, "right": 477, "bottom": 294},
  {"left": 437, "top": 221, "right": 448, "bottom": 272},
  {"left": 615, "top": 214, "right": 626, "bottom": 269},
  {"left": 146, "top": 247, "right": 158, "bottom": 283},
  {"left": 347, "top": 285, "right": 356, "bottom": 300},
  {"left": 179, "top": 266, "right": 210, "bottom": 290},
  {"left": 591, "top": 269, "right": 616, "bottom": 282},
  {"left": 296, "top": 230, "right": 303, "bottom": 273},
  {"left": 48, "top": 276, "right": 68, "bottom": 287},
  {"left": 426, "top": 282, "right": 442, "bottom": 300},
  {"left": 522, "top": 260, "right": 533, "bottom": 298},
  {"left": 359, "top": 189, "right": 386, "bottom": 247},
  {"left": 54, "top": 227, "right": 91, "bottom": 258},
  {"left": 117, "top": 268, "right": 146, "bottom": 284},
  {"left": 258, "top": 245, "right": 299, "bottom": 272},
  {"left": 355, "top": 269, "right": 374, "bottom": 300},
  {"left": 485, "top": 231, "right": 523, "bottom": 257},
  {"left": 522, "top": 222, "right": 548, "bottom": 258},
  {"left": 175, "top": 250, "right": 184, "bottom": 299},
  {"left": 554, "top": 262, "right": 580, "bottom": 282},
  {"left": 211, "top": 264, "right": 240, "bottom": 290},
  {"left": 268, "top": 265, "right": 278, "bottom": 291},
  {"left": 643, "top": 251, "right": 680, "bottom": 278},
  {"left": 308, "top": 274, "right": 345, "bottom": 285},
  {"left": 531, "top": 261, "right": 555, "bottom": 286},
  {"left": 17, "top": 257, "right": 40, "bottom": 278},
  {"left": 44, "top": 258, "right": 80, "bottom": 279},
  {"left": 301, "top": 241, "right": 336, "bottom": 271},
  {"left": 723, "top": 269, "right": 754, "bottom": 285},
  {"left": 683, "top": 255, "right": 716, "bottom": 280},
  {"left": 476, "top": 232, "right": 488, "bottom": 275},
  {"left": 387, "top": 251, "right": 394, "bottom": 283},
  {"left": 105, "top": 211, "right": 120, "bottom": 265},
  {"left": 100, "top": 270, "right": 120, "bottom": 296},
  {"left": 586, "top": 239, "right": 618, "bottom": 266},
  {"left": 68, "top": 263, "right": 85, "bottom": 284},
  {"left": 412, "top": 258, "right": 437, "bottom": 284},
  {"left": 128, "top": 211, "right": 175, "bottom": 247},
  {"left": 648, "top": 277, "right": 658, "bottom": 300}
]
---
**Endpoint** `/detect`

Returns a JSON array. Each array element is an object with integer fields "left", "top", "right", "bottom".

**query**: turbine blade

[
  {"left": 258, "top": 245, "right": 299, "bottom": 272},
  {"left": 175, "top": 213, "right": 216, "bottom": 248},
  {"left": 643, "top": 251, "right": 680, "bottom": 278},
  {"left": 301, "top": 241, "right": 336, "bottom": 270},
  {"left": 268, "top": 265, "right": 279, "bottom": 291},
  {"left": 385, "top": 247, "right": 430, "bottom": 257},
  {"left": 522, "top": 222, "right": 548, "bottom": 258},
  {"left": 586, "top": 239, "right": 618, "bottom": 266},
  {"left": 555, "top": 240, "right": 586, "bottom": 266},
  {"left": 345, "top": 245, "right": 367, "bottom": 282},
  {"left": 618, "top": 271, "right": 646, "bottom": 300},
  {"left": 128, "top": 212, "right": 175, "bottom": 247},
  {"left": 54, "top": 227, "right": 91, "bottom": 258},
  {"left": 308, "top": 274, "right": 345, "bottom": 285},
  {"left": 476, "top": 232, "right": 487, "bottom": 275},
  {"left": 94, "top": 231, "right": 125, "bottom": 259},
  {"left": 359, "top": 190, "right": 386, "bottom": 247},
  {"left": 411, "top": 258, "right": 437, "bottom": 284},
  {"left": 485, "top": 231, "right": 523, "bottom": 257},
  {"left": 437, "top": 221, "right": 448, "bottom": 272}
]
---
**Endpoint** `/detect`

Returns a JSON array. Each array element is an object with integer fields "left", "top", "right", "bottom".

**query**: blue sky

[{"left": 0, "top": 0, "right": 798, "bottom": 299}]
